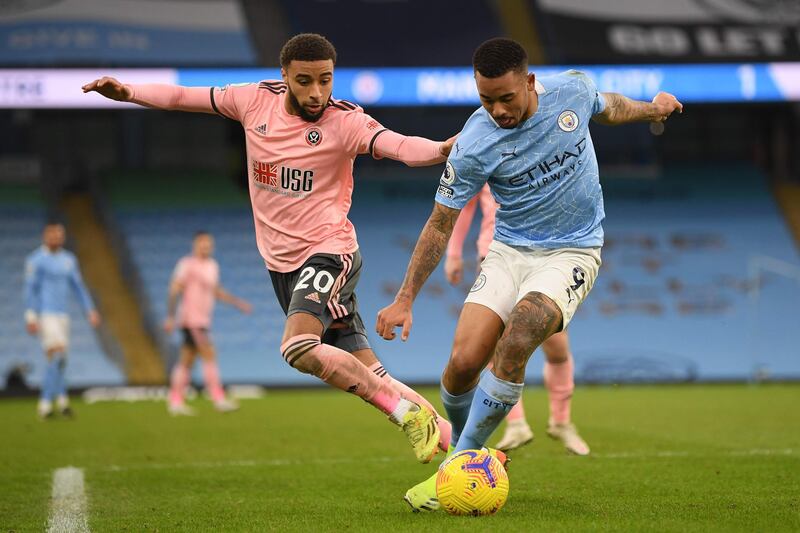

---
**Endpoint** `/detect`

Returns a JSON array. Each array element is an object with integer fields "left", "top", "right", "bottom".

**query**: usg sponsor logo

[{"left": 251, "top": 160, "right": 314, "bottom": 197}]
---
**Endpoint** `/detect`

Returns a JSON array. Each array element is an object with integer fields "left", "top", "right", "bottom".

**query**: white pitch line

[
  {"left": 99, "top": 448, "right": 796, "bottom": 473},
  {"left": 47, "top": 467, "right": 89, "bottom": 533},
  {"left": 587, "top": 448, "right": 795, "bottom": 459},
  {"left": 102, "top": 455, "right": 401, "bottom": 473}
]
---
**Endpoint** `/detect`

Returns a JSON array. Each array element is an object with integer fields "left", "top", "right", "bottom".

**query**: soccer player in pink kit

[
  {"left": 163, "top": 231, "right": 252, "bottom": 416},
  {"left": 445, "top": 185, "right": 590, "bottom": 455},
  {"left": 83, "top": 33, "right": 451, "bottom": 462}
]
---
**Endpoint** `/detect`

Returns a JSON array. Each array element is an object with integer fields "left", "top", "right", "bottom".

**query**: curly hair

[
  {"left": 279, "top": 33, "right": 337, "bottom": 68},
  {"left": 472, "top": 38, "right": 528, "bottom": 78}
]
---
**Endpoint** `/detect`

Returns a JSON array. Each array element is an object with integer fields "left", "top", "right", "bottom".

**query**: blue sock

[
  {"left": 42, "top": 358, "right": 60, "bottom": 402},
  {"left": 454, "top": 371, "right": 524, "bottom": 453},
  {"left": 54, "top": 356, "right": 67, "bottom": 398},
  {"left": 440, "top": 382, "right": 477, "bottom": 448}
]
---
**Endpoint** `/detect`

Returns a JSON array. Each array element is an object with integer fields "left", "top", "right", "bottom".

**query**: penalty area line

[{"left": 47, "top": 466, "right": 89, "bottom": 533}]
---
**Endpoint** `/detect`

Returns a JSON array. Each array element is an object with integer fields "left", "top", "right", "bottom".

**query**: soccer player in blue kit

[
  {"left": 376, "top": 38, "right": 682, "bottom": 511},
  {"left": 24, "top": 223, "right": 101, "bottom": 418}
]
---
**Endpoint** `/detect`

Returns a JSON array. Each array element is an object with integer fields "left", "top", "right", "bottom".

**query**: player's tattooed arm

[
  {"left": 376, "top": 202, "right": 460, "bottom": 341},
  {"left": 593, "top": 92, "right": 683, "bottom": 125},
  {"left": 397, "top": 203, "right": 461, "bottom": 303}
]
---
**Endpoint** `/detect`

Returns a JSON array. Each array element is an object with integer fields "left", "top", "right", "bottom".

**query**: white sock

[
  {"left": 389, "top": 397, "right": 418, "bottom": 424},
  {"left": 57, "top": 395, "right": 69, "bottom": 409}
]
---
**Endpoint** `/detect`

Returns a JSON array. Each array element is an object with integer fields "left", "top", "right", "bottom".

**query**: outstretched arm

[
  {"left": 371, "top": 130, "right": 456, "bottom": 167},
  {"left": 82, "top": 77, "right": 215, "bottom": 113},
  {"left": 376, "top": 202, "right": 461, "bottom": 341},
  {"left": 593, "top": 91, "right": 683, "bottom": 126},
  {"left": 215, "top": 286, "right": 252, "bottom": 314}
]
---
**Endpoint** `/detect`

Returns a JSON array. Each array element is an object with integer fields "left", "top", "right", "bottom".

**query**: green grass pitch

[{"left": 1, "top": 384, "right": 798, "bottom": 532}]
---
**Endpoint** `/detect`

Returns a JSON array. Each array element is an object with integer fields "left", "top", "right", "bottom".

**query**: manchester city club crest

[
  {"left": 558, "top": 110, "right": 579, "bottom": 132},
  {"left": 470, "top": 272, "right": 487, "bottom": 292}
]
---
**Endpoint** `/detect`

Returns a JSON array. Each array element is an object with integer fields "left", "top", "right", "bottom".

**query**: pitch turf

[{"left": 1, "top": 384, "right": 798, "bottom": 532}]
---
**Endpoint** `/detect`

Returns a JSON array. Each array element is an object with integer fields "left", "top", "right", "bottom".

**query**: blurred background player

[
  {"left": 83, "top": 33, "right": 454, "bottom": 461},
  {"left": 446, "top": 184, "right": 590, "bottom": 455},
  {"left": 164, "top": 231, "right": 252, "bottom": 415},
  {"left": 24, "top": 222, "right": 101, "bottom": 418}
]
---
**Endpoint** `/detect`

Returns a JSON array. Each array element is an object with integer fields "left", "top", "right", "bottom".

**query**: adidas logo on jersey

[
  {"left": 256, "top": 123, "right": 267, "bottom": 135},
  {"left": 305, "top": 292, "right": 321, "bottom": 304}
]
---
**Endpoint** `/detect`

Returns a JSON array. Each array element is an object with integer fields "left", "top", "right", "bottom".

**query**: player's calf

[{"left": 281, "top": 334, "right": 439, "bottom": 462}]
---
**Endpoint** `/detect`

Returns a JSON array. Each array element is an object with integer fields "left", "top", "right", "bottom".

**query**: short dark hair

[
  {"left": 472, "top": 38, "right": 528, "bottom": 78},
  {"left": 280, "top": 33, "right": 337, "bottom": 68},
  {"left": 194, "top": 230, "right": 211, "bottom": 239}
]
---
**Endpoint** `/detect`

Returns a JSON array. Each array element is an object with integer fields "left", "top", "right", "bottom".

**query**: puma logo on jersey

[{"left": 501, "top": 146, "right": 517, "bottom": 158}]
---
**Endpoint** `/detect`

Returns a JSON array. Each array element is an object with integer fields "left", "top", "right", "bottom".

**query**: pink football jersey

[
  {"left": 211, "top": 82, "right": 389, "bottom": 272},
  {"left": 173, "top": 256, "right": 219, "bottom": 328}
]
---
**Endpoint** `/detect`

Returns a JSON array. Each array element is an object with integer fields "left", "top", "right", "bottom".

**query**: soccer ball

[{"left": 436, "top": 449, "right": 510, "bottom": 516}]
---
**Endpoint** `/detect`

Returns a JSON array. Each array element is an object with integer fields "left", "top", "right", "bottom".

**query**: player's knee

[
  {"left": 445, "top": 351, "right": 484, "bottom": 385},
  {"left": 280, "top": 334, "right": 322, "bottom": 374}
]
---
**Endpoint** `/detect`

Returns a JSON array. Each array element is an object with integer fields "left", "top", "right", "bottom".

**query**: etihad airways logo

[
  {"left": 506, "top": 137, "right": 588, "bottom": 192},
  {"left": 251, "top": 160, "right": 314, "bottom": 197}
]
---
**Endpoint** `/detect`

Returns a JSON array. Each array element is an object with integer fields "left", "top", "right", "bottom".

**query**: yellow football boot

[{"left": 399, "top": 405, "right": 440, "bottom": 464}]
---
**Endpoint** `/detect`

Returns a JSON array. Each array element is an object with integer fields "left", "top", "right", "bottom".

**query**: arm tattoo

[
  {"left": 397, "top": 203, "right": 460, "bottom": 302},
  {"left": 594, "top": 93, "right": 658, "bottom": 125}
]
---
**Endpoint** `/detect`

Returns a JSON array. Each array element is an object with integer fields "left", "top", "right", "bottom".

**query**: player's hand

[
  {"left": 444, "top": 256, "right": 463, "bottom": 286},
  {"left": 440, "top": 134, "right": 459, "bottom": 158},
  {"left": 376, "top": 297, "right": 413, "bottom": 341},
  {"left": 81, "top": 77, "right": 133, "bottom": 102},
  {"left": 87, "top": 310, "right": 101, "bottom": 328},
  {"left": 26, "top": 321, "right": 38, "bottom": 336},
  {"left": 238, "top": 301, "right": 253, "bottom": 314},
  {"left": 163, "top": 317, "right": 175, "bottom": 333},
  {"left": 651, "top": 92, "right": 683, "bottom": 122}
]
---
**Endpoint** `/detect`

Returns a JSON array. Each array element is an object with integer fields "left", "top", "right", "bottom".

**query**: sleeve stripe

[
  {"left": 368, "top": 128, "right": 388, "bottom": 158},
  {"left": 209, "top": 87, "right": 234, "bottom": 120},
  {"left": 209, "top": 87, "right": 220, "bottom": 114}
]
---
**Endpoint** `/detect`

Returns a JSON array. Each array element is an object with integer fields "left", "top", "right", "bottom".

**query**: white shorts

[
  {"left": 464, "top": 240, "right": 602, "bottom": 330},
  {"left": 39, "top": 313, "right": 70, "bottom": 350}
]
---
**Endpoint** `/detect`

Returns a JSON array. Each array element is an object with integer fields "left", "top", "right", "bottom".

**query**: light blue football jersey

[
  {"left": 436, "top": 70, "right": 606, "bottom": 248},
  {"left": 24, "top": 246, "right": 95, "bottom": 315}
]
